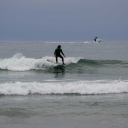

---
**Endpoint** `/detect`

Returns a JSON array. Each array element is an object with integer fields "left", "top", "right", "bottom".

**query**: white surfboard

[{"left": 47, "top": 59, "right": 65, "bottom": 66}]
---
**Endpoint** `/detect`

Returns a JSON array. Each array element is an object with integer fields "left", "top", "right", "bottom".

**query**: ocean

[{"left": 0, "top": 41, "right": 128, "bottom": 128}]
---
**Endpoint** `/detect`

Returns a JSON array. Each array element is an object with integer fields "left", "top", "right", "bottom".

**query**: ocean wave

[
  {"left": 0, "top": 80, "right": 128, "bottom": 95},
  {"left": 78, "top": 59, "right": 128, "bottom": 66},
  {"left": 0, "top": 53, "right": 82, "bottom": 71},
  {"left": 0, "top": 53, "right": 127, "bottom": 72}
]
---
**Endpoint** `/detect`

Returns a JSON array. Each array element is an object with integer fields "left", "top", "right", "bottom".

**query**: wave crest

[
  {"left": 0, "top": 80, "right": 128, "bottom": 95},
  {"left": 0, "top": 53, "right": 127, "bottom": 72},
  {"left": 0, "top": 53, "right": 82, "bottom": 71}
]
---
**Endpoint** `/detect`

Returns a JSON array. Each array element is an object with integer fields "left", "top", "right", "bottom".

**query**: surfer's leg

[
  {"left": 56, "top": 56, "right": 58, "bottom": 63},
  {"left": 59, "top": 55, "right": 64, "bottom": 64}
]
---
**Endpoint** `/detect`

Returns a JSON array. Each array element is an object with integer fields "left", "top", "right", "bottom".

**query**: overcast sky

[{"left": 0, "top": 0, "right": 128, "bottom": 41}]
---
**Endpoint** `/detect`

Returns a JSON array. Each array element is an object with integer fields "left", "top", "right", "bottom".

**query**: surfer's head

[{"left": 58, "top": 45, "right": 61, "bottom": 48}]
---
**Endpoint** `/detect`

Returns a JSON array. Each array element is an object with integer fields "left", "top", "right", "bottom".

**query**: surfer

[
  {"left": 94, "top": 37, "right": 98, "bottom": 42},
  {"left": 54, "top": 45, "right": 65, "bottom": 65}
]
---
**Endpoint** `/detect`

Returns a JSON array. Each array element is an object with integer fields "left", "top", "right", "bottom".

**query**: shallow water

[{"left": 0, "top": 94, "right": 128, "bottom": 128}]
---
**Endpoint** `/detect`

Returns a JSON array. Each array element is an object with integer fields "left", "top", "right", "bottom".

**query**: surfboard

[
  {"left": 47, "top": 59, "right": 65, "bottom": 66},
  {"left": 55, "top": 63, "right": 65, "bottom": 66}
]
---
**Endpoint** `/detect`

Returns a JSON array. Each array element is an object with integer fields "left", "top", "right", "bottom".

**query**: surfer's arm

[{"left": 61, "top": 50, "right": 65, "bottom": 57}]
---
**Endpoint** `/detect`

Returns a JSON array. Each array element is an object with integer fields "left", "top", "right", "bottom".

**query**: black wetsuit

[{"left": 54, "top": 48, "right": 65, "bottom": 64}]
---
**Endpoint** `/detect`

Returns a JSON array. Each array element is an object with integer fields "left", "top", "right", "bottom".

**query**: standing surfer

[{"left": 54, "top": 45, "right": 65, "bottom": 65}]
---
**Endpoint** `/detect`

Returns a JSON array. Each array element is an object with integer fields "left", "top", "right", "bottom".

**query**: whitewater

[
  {"left": 0, "top": 53, "right": 82, "bottom": 71},
  {"left": 0, "top": 80, "right": 128, "bottom": 95}
]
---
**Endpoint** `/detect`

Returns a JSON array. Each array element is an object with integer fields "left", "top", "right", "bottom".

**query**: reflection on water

[{"left": 53, "top": 65, "right": 65, "bottom": 78}]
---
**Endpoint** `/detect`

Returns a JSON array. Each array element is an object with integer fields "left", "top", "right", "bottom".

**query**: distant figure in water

[
  {"left": 54, "top": 45, "right": 65, "bottom": 65},
  {"left": 94, "top": 37, "right": 98, "bottom": 42}
]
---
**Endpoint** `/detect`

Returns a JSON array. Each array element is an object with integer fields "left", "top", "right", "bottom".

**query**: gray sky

[{"left": 0, "top": 0, "right": 128, "bottom": 41}]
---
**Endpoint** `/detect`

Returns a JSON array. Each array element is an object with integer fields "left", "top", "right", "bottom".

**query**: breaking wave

[
  {"left": 0, "top": 80, "right": 128, "bottom": 95},
  {"left": 0, "top": 53, "right": 127, "bottom": 72}
]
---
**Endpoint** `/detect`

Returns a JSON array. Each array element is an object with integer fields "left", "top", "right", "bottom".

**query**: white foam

[
  {"left": 0, "top": 80, "right": 128, "bottom": 95},
  {"left": 0, "top": 53, "right": 82, "bottom": 71},
  {"left": 83, "top": 41, "right": 91, "bottom": 43}
]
